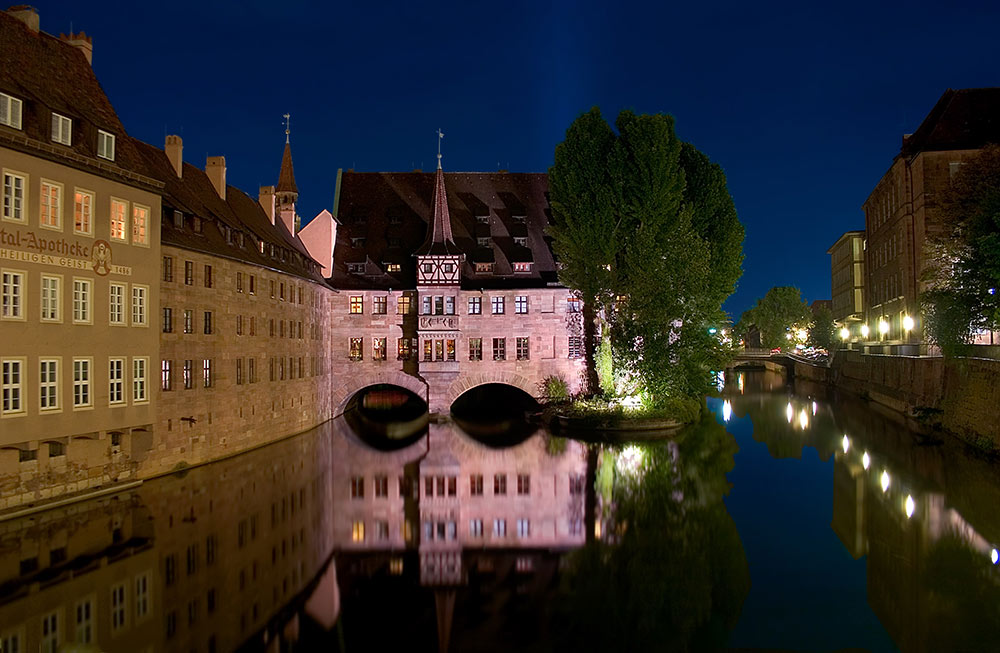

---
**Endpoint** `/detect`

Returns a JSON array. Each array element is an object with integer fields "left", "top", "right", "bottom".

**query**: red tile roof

[
  {"left": 414, "top": 167, "right": 461, "bottom": 256},
  {"left": 901, "top": 88, "right": 1000, "bottom": 157},
  {"left": 276, "top": 141, "right": 298, "bottom": 194}
]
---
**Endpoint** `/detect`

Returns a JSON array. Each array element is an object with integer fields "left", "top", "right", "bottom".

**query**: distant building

[
  {"left": 861, "top": 87, "right": 1000, "bottom": 350},
  {"left": 827, "top": 230, "right": 865, "bottom": 336}
]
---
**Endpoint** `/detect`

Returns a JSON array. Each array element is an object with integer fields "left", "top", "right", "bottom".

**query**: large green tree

[
  {"left": 921, "top": 144, "right": 1000, "bottom": 356},
  {"left": 549, "top": 108, "right": 744, "bottom": 403},
  {"left": 736, "top": 286, "right": 812, "bottom": 349}
]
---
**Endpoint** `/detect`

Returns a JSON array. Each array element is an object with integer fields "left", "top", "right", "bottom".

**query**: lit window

[
  {"left": 349, "top": 338, "right": 363, "bottom": 361},
  {"left": 373, "top": 337, "right": 387, "bottom": 361},
  {"left": 39, "top": 359, "right": 58, "bottom": 411},
  {"left": 515, "top": 295, "right": 528, "bottom": 314},
  {"left": 386, "top": 263, "right": 402, "bottom": 272},
  {"left": 132, "top": 205, "right": 149, "bottom": 245},
  {"left": 0, "top": 92, "right": 23, "bottom": 129},
  {"left": 74, "top": 189, "right": 93, "bottom": 235},
  {"left": 110, "top": 199, "right": 128, "bottom": 241},
  {"left": 3, "top": 171, "right": 26, "bottom": 221},
  {"left": 350, "top": 296, "right": 363, "bottom": 314},
  {"left": 2, "top": 270, "right": 24, "bottom": 319},
  {"left": 352, "top": 521, "right": 365, "bottom": 542},
  {"left": 397, "top": 294, "right": 411, "bottom": 314},
  {"left": 491, "top": 296, "right": 504, "bottom": 314},
  {"left": 202, "top": 359, "right": 212, "bottom": 388},
  {"left": 98, "top": 129, "right": 115, "bottom": 161},
  {"left": 0, "top": 359, "right": 23, "bottom": 415},
  {"left": 51, "top": 112, "right": 72, "bottom": 145},
  {"left": 39, "top": 180, "right": 62, "bottom": 229},
  {"left": 513, "top": 262, "right": 532, "bottom": 273},
  {"left": 475, "top": 262, "right": 493, "bottom": 273},
  {"left": 161, "top": 360, "right": 172, "bottom": 391},
  {"left": 397, "top": 337, "right": 412, "bottom": 360}
]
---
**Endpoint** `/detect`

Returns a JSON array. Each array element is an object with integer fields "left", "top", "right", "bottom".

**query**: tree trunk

[{"left": 583, "top": 302, "right": 600, "bottom": 396}]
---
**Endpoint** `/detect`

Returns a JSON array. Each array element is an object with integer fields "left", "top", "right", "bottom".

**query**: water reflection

[{"left": 724, "top": 370, "right": 1000, "bottom": 652}]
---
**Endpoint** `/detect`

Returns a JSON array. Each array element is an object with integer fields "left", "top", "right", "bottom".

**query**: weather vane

[
  {"left": 437, "top": 128, "right": 444, "bottom": 168},
  {"left": 284, "top": 113, "right": 291, "bottom": 144}
]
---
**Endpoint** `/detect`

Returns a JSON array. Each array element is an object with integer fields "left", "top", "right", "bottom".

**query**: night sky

[{"left": 34, "top": 0, "right": 1000, "bottom": 316}]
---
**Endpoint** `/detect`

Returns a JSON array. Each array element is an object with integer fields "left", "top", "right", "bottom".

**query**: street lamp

[
  {"left": 839, "top": 327, "right": 850, "bottom": 341},
  {"left": 860, "top": 324, "right": 870, "bottom": 338},
  {"left": 796, "top": 328, "right": 808, "bottom": 341},
  {"left": 902, "top": 315, "right": 914, "bottom": 332},
  {"left": 878, "top": 319, "right": 889, "bottom": 336}
]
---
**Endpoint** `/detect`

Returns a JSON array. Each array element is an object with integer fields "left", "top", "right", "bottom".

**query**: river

[{"left": 1, "top": 370, "right": 998, "bottom": 651}]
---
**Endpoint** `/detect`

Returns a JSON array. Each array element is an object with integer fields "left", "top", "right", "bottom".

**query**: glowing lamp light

[
  {"left": 992, "top": 548, "right": 999, "bottom": 565},
  {"left": 786, "top": 402, "right": 794, "bottom": 423},
  {"left": 860, "top": 324, "right": 870, "bottom": 338},
  {"left": 839, "top": 327, "right": 850, "bottom": 340},
  {"left": 798, "top": 409, "right": 809, "bottom": 430},
  {"left": 902, "top": 315, "right": 914, "bottom": 331},
  {"left": 797, "top": 329, "right": 808, "bottom": 341},
  {"left": 989, "top": 288, "right": 996, "bottom": 296},
  {"left": 786, "top": 333, "right": 793, "bottom": 340},
  {"left": 708, "top": 327, "right": 718, "bottom": 335},
  {"left": 862, "top": 451, "right": 871, "bottom": 470},
  {"left": 811, "top": 401, "right": 817, "bottom": 416},
  {"left": 905, "top": 495, "right": 915, "bottom": 518},
  {"left": 880, "top": 470, "right": 890, "bottom": 493},
  {"left": 722, "top": 400, "right": 733, "bottom": 422},
  {"left": 738, "top": 374, "right": 745, "bottom": 394},
  {"left": 842, "top": 435, "right": 850, "bottom": 454},
  {"left": 878, "top": 320, "right": 889, "bottom": 335}
]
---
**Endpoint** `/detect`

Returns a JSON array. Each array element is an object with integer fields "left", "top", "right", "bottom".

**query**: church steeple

[
  {"left": 415, "top": 129, "right": 462, "bottom": 286},
  {"left": 276, "top": 113, "right": 298, "bottom": 199}
]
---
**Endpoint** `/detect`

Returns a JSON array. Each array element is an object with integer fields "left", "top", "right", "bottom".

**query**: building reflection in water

[
  {"left": 0, "top": 425, "right": 337, "bottom": 653},
  {"left": 726, "top": 370, "right": 1000, "bottom": 652}
]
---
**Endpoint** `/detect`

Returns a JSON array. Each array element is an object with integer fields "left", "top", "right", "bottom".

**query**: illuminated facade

[{"left": 828, "top": 230, "right": 865, "bottom": 337}]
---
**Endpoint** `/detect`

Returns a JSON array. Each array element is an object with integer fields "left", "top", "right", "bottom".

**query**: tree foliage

[
  {"left": 921, "top": 144, "right": 1000, "bottom": 356},
  {"left": 736, "top": 286, "right": 812, "bottom": 350},
  {"left": 549, "top": 108, "right": 744, "bottom": 403},
  {"left": 809, "top": 305, "right": 835, "bottom": 350}
]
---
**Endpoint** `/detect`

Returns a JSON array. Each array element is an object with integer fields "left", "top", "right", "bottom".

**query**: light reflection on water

[{"left": 1, "top": 370, "right": 999, "bottom": 652}]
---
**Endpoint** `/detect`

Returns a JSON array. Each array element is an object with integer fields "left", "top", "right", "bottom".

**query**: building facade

[
  {"left": 861, "top": 88, "right": 1000, "bottom": 351},
  {"left": 828, "top": 230, "right": 865, "bottom": 337},
  {"left": 1, "top": 8, "right": 163, "bottom": 507},
  {"left": 328, "top": 164, "right": 586, "bottom": 413}
]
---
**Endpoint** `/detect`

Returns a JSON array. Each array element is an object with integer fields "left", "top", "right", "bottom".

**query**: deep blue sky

[{"left": 37, "top": 0, "right": 1000, "bottom": 315}]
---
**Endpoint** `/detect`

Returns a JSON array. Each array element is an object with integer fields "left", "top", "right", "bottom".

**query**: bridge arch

[
  {"left": 444, "top": 371, "right": 538, "bottom": 411},
  {"left": 333, "top": 371, "right": 429, "bottom": 416}
]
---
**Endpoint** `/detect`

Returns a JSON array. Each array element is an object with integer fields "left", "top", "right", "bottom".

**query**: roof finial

[
  {"left": 284, "top": 113, "right": 291, "bottom": 144},
  {"left": 436, "top": 128, "right": 444, "bottom": 170}
]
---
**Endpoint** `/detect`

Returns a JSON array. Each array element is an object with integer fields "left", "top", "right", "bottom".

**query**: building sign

[
  {"left": 419, "top": 316, "right": 459, "bottom": 330},
  {"left": 0, "top": 229, "right": 132, "bottom": 276}
]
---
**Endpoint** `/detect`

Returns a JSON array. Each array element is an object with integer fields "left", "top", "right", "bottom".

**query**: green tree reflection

[{"left": 555, "top": 415, "right": 749, "bottom": 652}]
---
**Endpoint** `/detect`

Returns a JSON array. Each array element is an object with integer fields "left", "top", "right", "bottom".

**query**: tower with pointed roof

[
  {"left": 276, "top": 113, "right": 299, "bottom": 233},
  {"left": 415, "top": 132, "right": 463, "bottom": 287}
]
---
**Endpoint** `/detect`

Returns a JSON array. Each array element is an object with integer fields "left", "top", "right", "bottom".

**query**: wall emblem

[{"left": 91, "top": 239, "right": 112, "bottom": 276}]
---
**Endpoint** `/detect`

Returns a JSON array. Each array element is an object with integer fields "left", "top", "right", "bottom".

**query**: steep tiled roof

[
  {"left": 332, "top": 171, "right": 560, "bottom": 290},
  {"left": 130, "top": 138, "right": 326, "bottom": 284},
  {"left": 414, "top": 167, "right": 460, "bottom": 256},
  {"left": 0, "top": 10, "right": 157, "bottom": 188},
  {"left": 276, "top": 141, "right": 298, "bottom": 194},
  {"left": 901, "top": 88, "right": 1000, "bottom": 157}
]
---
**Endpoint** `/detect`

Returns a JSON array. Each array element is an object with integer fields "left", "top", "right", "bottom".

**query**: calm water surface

[{"left": 2, "top": 371, "right": 999, "bottom": 651}]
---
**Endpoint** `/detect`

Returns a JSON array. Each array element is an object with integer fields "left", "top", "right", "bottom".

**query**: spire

[
  {"left": 276, "top": 113, "right": 298, "bottom": 195},
  {"left": 436, "top": 128, "right": 444, "bottom": 170},
  {"left": 415, "top": 164, "right": 459, "bottom": 255}
]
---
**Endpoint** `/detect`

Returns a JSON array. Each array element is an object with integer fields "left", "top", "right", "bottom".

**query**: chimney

[
  {"left": 59, "top": 31, "right": 93, "bottom": 65},
  {"left": 165, "top": 135, "right": 183, "bottom": 178},
  {"left": 259, "top": 186, "right": 276, "bottom": 224},
  {"left": 8, "top": 5, "right": 39, "bottom": 33},
  {"left": 206, "top": 156, "right": 226, "bottom": 201},
  {"left": 278, "top": 207, "right": 295, "bottom": 235}
]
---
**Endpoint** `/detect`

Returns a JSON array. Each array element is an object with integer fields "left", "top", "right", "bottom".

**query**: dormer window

[
  {"left": 352, "top": 215, "right": 367, "bottom": 225},
  {"left": 513, "top": 214, "right": 526, "bottom": 224},
  {"left": 385, "top": 263, "right": 401, "bottom": 273},
  {"left": 97, "top": 130, "right": 115, "bottom": 161},
  {"left": 172, "top": 210, "right": 183, "bottom": 229},
  {"left": 193, "top": 217, "right": 202, "bottom": 233},
  {"left": 351, "top": 237, "right": 365, "bottom": 248},
  {"left": 513, "top": 262, "right": 532, "bottom": 273},
  {"left": 387, "top": 237, "right": 401, "bottom": 247},
  {"left": 477, "top": 237, "right": 491, "bottom": 248},
  {"left": 0, "top": 93, "right": 23, "bottom": 129},
  {"left": 347, "top": 263, "right": 365, "bottom": 274},
  {"left": 238, "top": 233, "right": 245, "bottom": 248},
  {"left": 258, "top": 240, "right": 265, "bottom": 253},
  {"left": 51, "top": 113, "right": 72, "bottom": 145},
  {"left": 476, "top": 214, "right": 489, "bottom": 224},
  {"left": 514, "top": 237, "right": 528, "bottom": 247},
  {"left": 475, "top": 262, "right": 493, "bottom": 273},
  {"left": 388, "top": 214, "right": 402, "bottom": 225}
]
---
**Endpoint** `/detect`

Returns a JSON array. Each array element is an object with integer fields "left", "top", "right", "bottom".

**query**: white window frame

[
  {"left": 39, "top": 179, "right": 63, "bottom": 231},
  {"left": 515, "top": 295, "right": 528, "bottom": 314},
  {"left": 132, "top": 204, "right": 149, "bottom": 246},
  {"left": 493, "top": 518, "right": 506, "bottom": 537},
  {"left": 131, "top": 284, "right": 148, "bottom": 326},
  {"left": 39, "top": 358, "right": 60, "bottom": 412},
  {"left": 108, "top": 358, "right": 125, "bottom": 405},
  {"left": 133, "top": 357, "right": 148, "bottom": 403},
  {"left": 134, "top": 571, "right": 151, "bottom": 620},
  {"left": 97, "top": 129, "right": 116, "bottom": 161},
  {"left": 41, "top": 610, "right": 60, "bottom": 653},
  {"left": 517, "top": 518, "right": 530, "bottom": 538},
  {"left": 110, "top": 581, "right": 127, "bottom": 632},
  {"left": 109, "top": 282, "right": 126, "bottom": 325},
  {"left": 491, "top": 296, "right": 505, "bottom": 314},
  {"left": 51, "top": 112, "right": 72, "bottom": 145},
  {"left": 1, "top": 268, "right": 25, "bottom": 320},
  {"left": 2, "top": 169, "right": 27, "bottom": 223},
  {"left": 75, "top": 596, "right": 94, "bottom": 644},
  {"left": 109, "top": 197, "right": 128, "bottom": 242},
  {"left": 0, "top": 92, "right": 23, "bottom": 129},
  {"left": 73, "top": 358, "right": 92, "bottom": 409},
  {"left": 72, "top": 277, "right": 92, "bottom": 324},
  {"left": 73, "top": 188, "right": 94, "bottom": 236},
  {"left": 40, "top": 274, "right": 62, "bottom": 322},
  {"left": 1, "top": 357, "right": 26, "bottom": 417}
]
